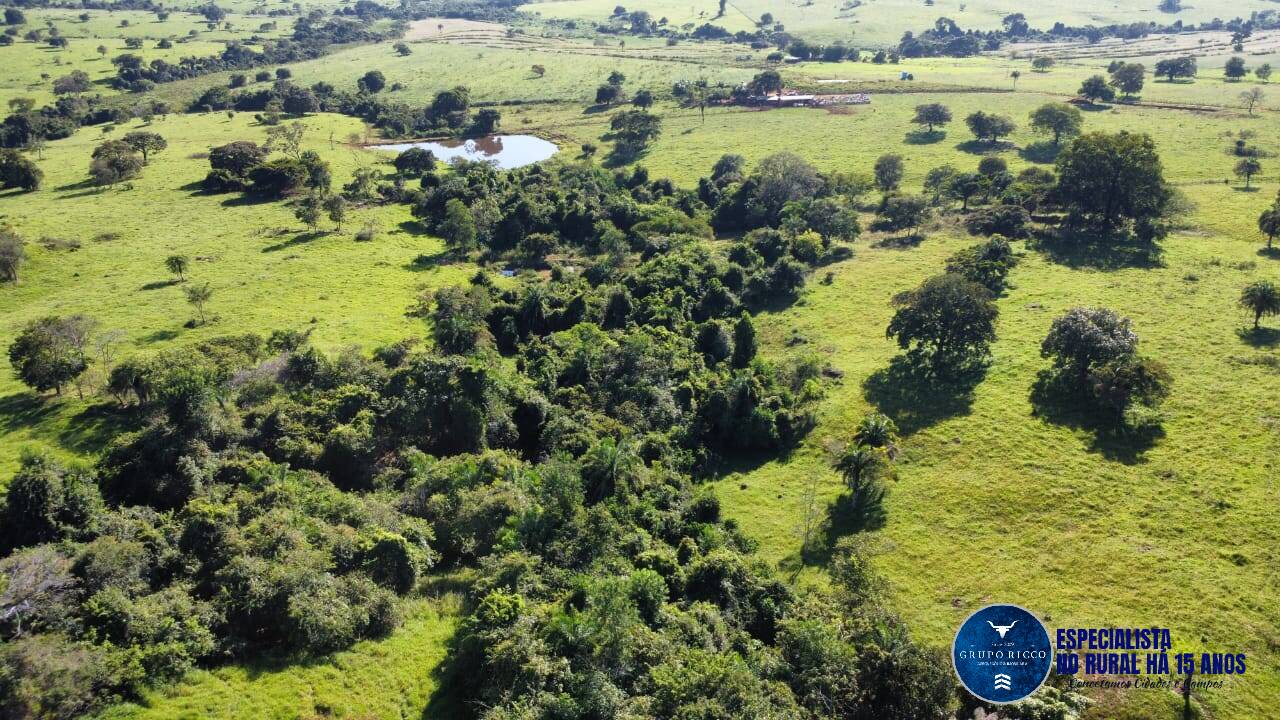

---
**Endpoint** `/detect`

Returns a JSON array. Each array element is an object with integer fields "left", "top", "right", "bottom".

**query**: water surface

[{"left": 373, "top": 135, "right": 558, "bottom": 169}]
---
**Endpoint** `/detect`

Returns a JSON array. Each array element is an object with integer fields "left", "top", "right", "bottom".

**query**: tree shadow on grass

[
  {"left": 140, "top": 279, "right": 178, "bottom": 291},
  {"left": 221, "top": 193, "right": 276, "bottom": 208},
  {"left": 956, "top": 139, "right": 1015, "bottom": 155},
  {"left": 140, "top": 328, "right": 180, "bottom": 344},
  {"left": 904, "top": 129, "right": 946, "bottom": 145},
  {"left": 862, "top": 354, "right": 986, "bottom": 435},
  {"left": 0, "top": 394, "right": 136, "bottom": 459},
  {"left": 0, "top": 392, "right": 60, "bottom": 436},
  {"left": 263, "top": 231, "right": 325, "bottom": 252},
  {"left": 1029, "top": 370, "right": 1161, "bottom": 464},
  {"left": 870, "top": 233, "right": 925, "bottom": 249},
  {"left": 1027, "top": 226, "right": 1164, "bottom": 271},
  {"left": 1019, "top": 140, "right": 1061, "bottom": 164},
  {"left": 785, "top": 485, "right": 888, "bottom": 573},
  {"left": 398, "top": 219, "right": 431, "bottom": 236},
  {"left": 1258, "top": 246, "right": 1280, "bottom": 260},
  {"left": 57, "top": 401, "right": 139, "bottom": 456},
  {"left": 405, "top": 250, "right": 453, "bottom": 271},
  {"left": 1237, "top": 326, "right": 1280, "bottom": 348}
]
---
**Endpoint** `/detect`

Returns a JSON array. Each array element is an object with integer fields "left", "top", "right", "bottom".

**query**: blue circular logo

[{"left": 952, "top": 604, "right": 1053, "bottom": 703}]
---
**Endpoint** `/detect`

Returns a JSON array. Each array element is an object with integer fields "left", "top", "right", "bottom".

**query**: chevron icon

[{"left": 993, "top": 674, "right": 1012, "bottom": 691}]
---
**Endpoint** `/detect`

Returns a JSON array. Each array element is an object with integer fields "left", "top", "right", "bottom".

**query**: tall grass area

[{"left": 0, "top": 111, "right": 475, "bottom": 478}]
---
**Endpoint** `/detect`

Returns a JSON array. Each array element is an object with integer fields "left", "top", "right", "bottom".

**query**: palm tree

[
  {"left": 853, "top": 412, "right": 900, "bottom": 458},
  {"left": 583, "top": 437, "right": 640, "bottom": 504},
  {"left": 836, "top": 444, "right": 885, "bottom": 504},
  {"left": 165, "top": 254, "right": 189, "bottom": 282},
  {"left": 1240, "top": 280, "right": 1280, "bottom": 329},
  {"left": 184, "top": 282, "right": 213, "bottom": 324},
  {"left": 1258, "top": 203, "right": 1280, "bottom": 250}
]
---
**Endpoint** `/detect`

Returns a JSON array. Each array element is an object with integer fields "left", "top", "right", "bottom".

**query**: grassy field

[
  {"left": 0, "top": 110, "right": 475, "bottom": 478},
  {"left": 3, "top": 9, "right": 1280, "bottom": 719},
  {"left": 0, "top": 7, "right": 291, "bottom": 108},
  {"left": 98, "top": 596, "right": 463, "bottom": 720},
  {"left": 519, "top": 0, "right": 1280, "bottom": 46}
]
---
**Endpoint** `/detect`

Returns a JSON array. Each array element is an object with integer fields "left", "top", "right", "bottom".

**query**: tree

[
  {"left": 1078, "top": 74, "right": 1116, "bottom": 103},
  {"left": 876, "top": 195, "right": 930, "bottom": 237},
  {"left": 0, "top": 149, "right": 42, "bottom": 191},
  {"left": 911, "top": 103, "right": 951, "bottom": 133},
  {"left": 8, "top": 316, "right": 92, "bottom": 395},
  {"left": 184, "top": 282, "right": 213, "bottom": 324},
  {"left": 731, "top": 312, "right": 756, "bottom": 368},
  {"left": 1256, "top": 63, "right": 1273, "bottom": 83},
  {"left": 294, "top": 193, "right": 323, "bottom": 231},
  {"left": 1258, "top": 202, "right": 1280, "bottom": 250},
  {"left": 1239, "top": 280, "right": 1280, "bottom": 329},
  {"left": 749, "top": 69, "right": 783, "bottom": 95},
  {"left": 1154, "top": 56, "right": 1196, "bottom": 82},
  {"left": 1029, "top": 102, "right": 1083, "bottom": 145},
  {"left": 1031, "top": 56, "right": 1055, "bottom": 72},
  {"left": 886, "top": 273, "right": 998, "bottom": 368},
  {"left": 1225, "top": 56, "right": 1247, "bottom": 80},
  {"left": 853, "top": 412, "right": 899, "bottom": 456},
  {"left": 265, "top": 122, "right": 305, "bottom": 158},
  {"left": 1054, "top": 131, "right": 1170, "bottom": 228},
  {"left": 964, "top": 111, "right": 1015, "bottom": 144},
  {"left": 1235, "top": 157, "right": 1262, "bottom": 188},
  {"left": 393, "top": 42, "right": 411, "bottom": 56},
  {"left": 0, "top": 228, "right": 25, "bottom": 282},
  {"left": 324, "top": 194, "right": 347, "bottom": 231},
  {"left": 165, "top": 254, "right": 189, "bottom": 282},
  {"left": 835, "top": 444, "right": 885, "bottom": 504},
  {"left": 471, "top": 108, "right": 501, "bottom": 135},
  {"left": 51, "top": 70, "right": 91, "bottom": 95},
  {"left": 531, "top": 64, "right": 545, "bottom": 78},
  {"left": 358, "top": 69, "right": 386, "bottom": 93},
  {"left": 608, "top": 110, "right": 662, "bottom": 157},
  {"left": 632, "top": 89, "right": 654, "bottom": 109},
  {"left": 394, "top": 147, "right": 435, "bottom": 176},
  {"left": 1108, "top": 62, "right": 1145, "bottom": 98},
  {"left": 607, "top": 70, "right": 626, "bottom": 86},
  {"left": 1240, "top": 87, "right": 1264, "bottom": 115},
  {"left": 945, "top": 172, "right": 984, "bottom": 210},
  {"left": 873, "top": 154, "right": 904, "bottom": 192},
  {"left": 4, "top": 8, "right": 26, "bottom": 24},
  {"left": 595, "top": 83, "right": 622, "bottom": 106},
  {"left": 1040, "top": 307, "right": 1138, "bottom": 379},
  {"left": 89, "top": 142, "right": 143, "bottom": 187},
  {"left": 439, "top": 198, "right": 477, "bottom": 253},
  {"left": 122, "top": 131, "right": 166, "bottom": 164}
]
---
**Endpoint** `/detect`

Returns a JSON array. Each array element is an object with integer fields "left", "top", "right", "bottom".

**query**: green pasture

[
  {"left": 519, "top": 0, "right": 1280, "bottom": 46},
  {"left": 1, "top": 10, "right": 1279, "bottom": 718},
  {"left": 0, "top": 110, "right": 475, "bottom": 479},
  {"left": 0, "top": 7, "right": 291, "bottom": 108},
  {"left": 144, "top": 36, "right": 760, "bottom": 110},
  {"left": 99, "top": 596, "right": 462, "bottom": 720}
]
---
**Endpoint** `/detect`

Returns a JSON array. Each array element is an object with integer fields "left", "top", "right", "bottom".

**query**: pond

[{"left": 372, "top": 134, "right": 558, "bottom": 170}]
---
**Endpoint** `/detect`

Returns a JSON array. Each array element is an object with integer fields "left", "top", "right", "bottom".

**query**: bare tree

[{"left": 1, "top": 546, "right": 75, "bottom": 638}]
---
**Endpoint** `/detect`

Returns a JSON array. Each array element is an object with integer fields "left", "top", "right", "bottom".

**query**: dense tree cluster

[
  {"left": 2, "top": 155, "right": 963, "bottom": 718},
  {"left": 201, "top": 125, "right": 331, "bottom": 199},
  {"left": 1037, "top": 307, "right": 1171, "bottom": 430}
]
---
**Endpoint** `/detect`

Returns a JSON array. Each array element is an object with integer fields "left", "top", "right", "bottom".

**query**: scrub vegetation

[{"left": 0, "top": 0, "right": 1277, "bottom": 719}]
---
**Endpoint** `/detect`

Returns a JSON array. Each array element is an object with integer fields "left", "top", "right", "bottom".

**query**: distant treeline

[{"left": 899, "top": 10, "right": 1280, "bottom": 58}]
